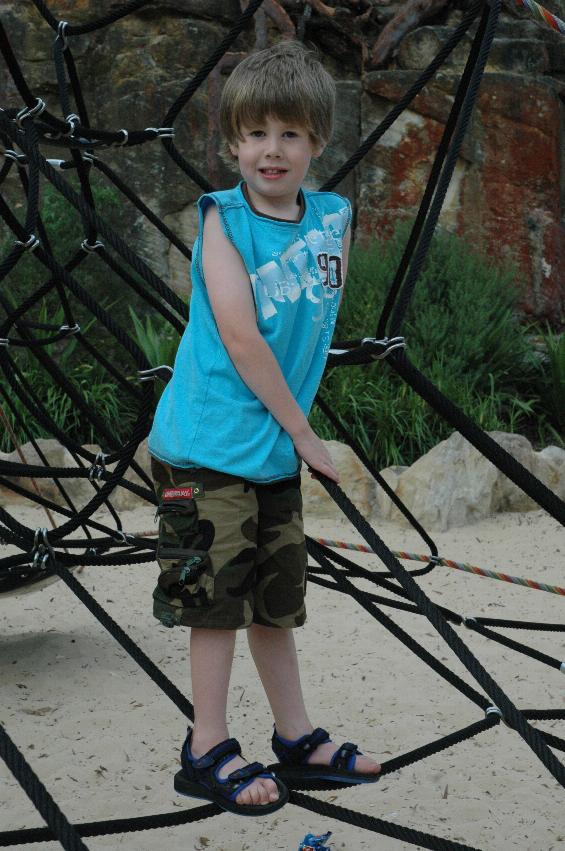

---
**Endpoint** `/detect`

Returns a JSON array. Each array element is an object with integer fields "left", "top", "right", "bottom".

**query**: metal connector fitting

[
  {"left": 14, "top": 234, "right": 40, "bottom": 252},
  {"left": 145, "top": 126, "right": 175, "bottom": 139},
  {"left": 361, "top": 335, "right": 406, "bottom": 360},
  {"left": 81, "top": 239, "right": 104, "bottom": 253},
  {"left": 485, "top": 705, "right": 503, "bottom": 721},
  {"left": 113, "top": 128, "right": 129, "bottom": 147},
  {"left": 16, "top": 98, "right": 46, "bottom": 127},
  {"left": 88, "top": 451, "right": 108, "bottom": 481},
  {"left": 138, "top": 365, "right": 173, "bottom": 383}
]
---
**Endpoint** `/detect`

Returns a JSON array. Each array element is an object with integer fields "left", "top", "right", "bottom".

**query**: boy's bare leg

[
  {"left": 247, "top": 623, "right": 380, "bottom": 774},
  {"left": 189, "top": 627, "right": 280, "bottom": 805}
]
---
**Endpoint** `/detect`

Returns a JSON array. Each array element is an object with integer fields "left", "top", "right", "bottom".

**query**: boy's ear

[
  {"left": 312, "top": 140, "right": 326, "bottom": 159},
  {"left": 228, "top": 140, "right": 239, "bottom": 158}
]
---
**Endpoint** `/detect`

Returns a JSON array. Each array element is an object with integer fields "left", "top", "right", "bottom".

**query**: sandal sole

[
  {"left": 174, "top": 770, "right": 289, "bottom": 816},
  {"left": 272, "top": 765, "right": 380, "bottom": 785}
]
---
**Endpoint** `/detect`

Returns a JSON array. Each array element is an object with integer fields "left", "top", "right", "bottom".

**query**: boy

[{"left": 148, "top": 41, "right": 380, "bottom": 816}]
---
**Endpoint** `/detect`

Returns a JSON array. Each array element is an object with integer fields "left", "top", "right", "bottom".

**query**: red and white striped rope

[{"left": 313, "top": 537, "right": 565, "bottom": 596}]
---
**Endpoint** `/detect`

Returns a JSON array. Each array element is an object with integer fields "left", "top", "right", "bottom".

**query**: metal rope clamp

[
  {"left": 112, "top": 530, "right": 135, "bottom": 545},
  {"left": 31, "top": 527, "right": 55, "bottom": 570},
  {"left": 145, "top": 127, "right": 175, "bottom": 139},
  {"left": 14, "top": 234, "right": 40, "bottom": 253},
  {"left": 4, "top": 149, "right": 28, "bottom": 166},
  {"left": 485, "top": 705, "right": 509, "bottom": 727},
  {"left": 138, "top": 365, "right": 173, "bottom": 383},
  {"left": 89, "top": 451, "right": 108, "bottom": 481},
  {"left": 65, "top": 113, "right": 80, "bottom": 136},
  {"left": 15, "top": 98, "right": 46, "bottom": 128},
  {"left": 361, "top": 336, "right": 406, "bottom": 360},
  {"left": 59, "top": 323, "right": 81, "bottom": 335},
  {"left": 47, "top": 159, "right": 72, "bottom": 170},
  {"left": 56, "top": 21, "right": 70, "bottom": 51},
  {"left": 112, "top": 128, "right": 129, "bottom": 147},
  {"left": 81, "top": 239, "right": 104, "bottom": 253}
]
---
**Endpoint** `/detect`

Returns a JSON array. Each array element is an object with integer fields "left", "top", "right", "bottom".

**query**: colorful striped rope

[
  {"left": 516, "top": 0, "right": 565, "bottom": 34},
  {"left": 313, "top": 537, "right": 565, "bottom": 597}
]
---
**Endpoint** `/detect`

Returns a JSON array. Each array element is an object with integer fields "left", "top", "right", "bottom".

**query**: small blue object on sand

[{"left": 298, "top": 831, "right": 333, "bottom": 850}]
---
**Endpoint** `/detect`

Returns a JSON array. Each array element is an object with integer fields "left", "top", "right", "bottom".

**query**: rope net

[{"left": 0, "top": 1, "right": 563, "bottom": 849}]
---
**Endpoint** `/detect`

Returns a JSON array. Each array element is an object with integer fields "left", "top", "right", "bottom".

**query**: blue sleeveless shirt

[{"left": 148, "top": 181, "right": 351, "bottom": 483}]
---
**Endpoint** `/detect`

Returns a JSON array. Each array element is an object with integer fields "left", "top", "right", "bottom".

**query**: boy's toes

[
  {"left": 235, "top": 777, "right": 279, "bottom": 806},
  {"left": 261, "top": 776, "right": 280, "bottom": 801},
  {"left": 354, "top": 754, "right": 381, "bottom": 774},
  {"left": 235, "top": 779, "right": 259, "bottom": 806}
]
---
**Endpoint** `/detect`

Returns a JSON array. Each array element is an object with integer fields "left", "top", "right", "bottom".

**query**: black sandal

[
  {"left": 271, "top": 726, "right": 380, "bottom": 785},
  {"left": 174, "top": 728, "right": 289, "bottom": 816}
]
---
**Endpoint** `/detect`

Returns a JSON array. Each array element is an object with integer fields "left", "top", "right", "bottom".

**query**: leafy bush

[
  {"left": 0, "top": 176, "right": 164, "bottom": 452},
  {"left": 0, "top": 302, "right": 138, "bottom": 453},
  {"left": 312, "top": 223, "right": 554, "bottom": 468}
]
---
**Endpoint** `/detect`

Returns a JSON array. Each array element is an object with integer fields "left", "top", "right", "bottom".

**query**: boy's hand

[{"left": 293, "top": 428, "right": 340, "bottom": 483}]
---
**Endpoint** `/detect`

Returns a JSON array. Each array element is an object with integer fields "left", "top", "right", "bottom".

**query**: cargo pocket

[{"left": 153, "top": 498, "right": 214, "bottom": 627}]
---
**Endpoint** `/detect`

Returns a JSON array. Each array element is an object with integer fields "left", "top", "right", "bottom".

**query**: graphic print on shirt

[{"left": 249, "top": 206, "right": 349, "bottom": 321}]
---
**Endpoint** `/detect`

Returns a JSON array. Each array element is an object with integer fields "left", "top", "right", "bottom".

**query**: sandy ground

[{"left": 1, "top": 500, "right": 564, "bottom": 851}]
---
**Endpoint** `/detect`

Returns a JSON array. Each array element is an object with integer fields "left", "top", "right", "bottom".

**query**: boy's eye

[{"left": 249, "top": 130, "right": 265, "bottom": 137}]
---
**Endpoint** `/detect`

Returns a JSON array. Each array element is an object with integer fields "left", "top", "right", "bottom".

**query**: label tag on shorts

[{"left": 162, "top": 484, "right": 205, "bottom": 500}]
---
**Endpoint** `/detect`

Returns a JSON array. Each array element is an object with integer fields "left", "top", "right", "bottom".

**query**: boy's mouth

[{"left": 259, "top": 168, "right": 288, "bottom": 179}]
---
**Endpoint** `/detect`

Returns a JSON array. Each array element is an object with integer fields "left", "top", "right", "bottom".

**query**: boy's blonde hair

[{"left": 219, "top": 41, "right": 335, "bottom": 165}]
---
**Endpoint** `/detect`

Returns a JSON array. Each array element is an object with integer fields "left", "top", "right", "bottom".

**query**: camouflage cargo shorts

[{"left": 150, "top": 457, "right": 308, "bottom": 630}]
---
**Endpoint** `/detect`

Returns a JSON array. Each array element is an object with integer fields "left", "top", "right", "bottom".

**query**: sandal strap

[
  {"left": 330, "top": 741, "right": 362, "bottom": 771},
  {"left": 184, "top": 733, "right": 242, "bottom": 771},
  {"left": 181, "top": 734, "right": 270, "bottom": 802},
  {"left": 272, "top": 726, "right": 332, "bottom": 765},
  {"left": 228, "top": 761, "right": 268, "bottom": 782}
]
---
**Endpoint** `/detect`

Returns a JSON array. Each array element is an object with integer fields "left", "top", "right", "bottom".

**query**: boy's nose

[{"left": 265, "top": 138, "right": 282, "bottom": 157}]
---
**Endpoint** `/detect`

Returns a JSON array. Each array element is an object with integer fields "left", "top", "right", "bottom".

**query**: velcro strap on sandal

[
  {"left": 330, "top": 741, "right": 361, "bottom": 771},
  {"left": 193, "top": 737, "right": 241, "bottom": 770},
  {"left": 272, "top": 726, "right": 332, "bottom": 765},
  {"left": 227, "top": 761, "right": 266, "bottom": 782}
]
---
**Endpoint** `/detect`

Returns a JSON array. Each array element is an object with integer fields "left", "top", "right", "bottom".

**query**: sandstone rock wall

[
  {"left": 1, "top": 1, "right": 564, "bottom": 319},
  {"left": 361, "top": 13, "right": 565, "bottom": 321}
]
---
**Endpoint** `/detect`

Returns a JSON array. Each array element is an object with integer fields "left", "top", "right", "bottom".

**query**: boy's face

[{"left": 229, "top": 115, "right": 324, "bottom": 208}]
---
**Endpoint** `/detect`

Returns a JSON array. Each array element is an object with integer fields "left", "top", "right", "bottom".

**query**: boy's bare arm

[{"left": 201, "top": 205, "right": 341, "bottom": 481}]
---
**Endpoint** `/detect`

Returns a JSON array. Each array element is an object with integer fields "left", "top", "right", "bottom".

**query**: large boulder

[{"left": 377, "top": 431, "right": 564, "bottom": 530}]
